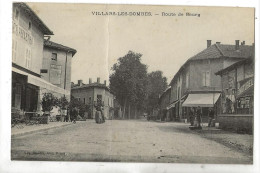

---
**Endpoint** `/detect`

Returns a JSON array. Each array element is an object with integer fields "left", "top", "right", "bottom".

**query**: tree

[
  {"left": 69, "top": 96, "right": 89, "bottom": 119},
  {"left": 109, "top": 51, "right": 148, "bottom": 119},
  {"left": 145, "top": 71, "right": 168, "bottom": 115},
  {"left": 41, "top": 93, "right": 58, "bottom": 114}
]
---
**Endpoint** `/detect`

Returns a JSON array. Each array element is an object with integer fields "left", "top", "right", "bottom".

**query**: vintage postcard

[{"left": 7, "top": 0, "right": 256, "bottom": 169}]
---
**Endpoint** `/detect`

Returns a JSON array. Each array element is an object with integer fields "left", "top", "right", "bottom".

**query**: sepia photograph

[
  {"left": 0, "top": 0, "right": 259, "bottom": 172},
  {"left": 10, "top": 2, "right": 255, "bottom": 164}
]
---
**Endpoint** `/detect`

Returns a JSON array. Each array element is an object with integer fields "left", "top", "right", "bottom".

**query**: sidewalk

[
  {"left": 11, "top": 121, "right": 82, "bottom": 137},
  {"left": 190, "top": 123, "right": 253, "bottom": 155}
]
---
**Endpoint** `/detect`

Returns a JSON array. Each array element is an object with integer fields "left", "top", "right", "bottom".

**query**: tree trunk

[
  {"left": 128, "top": 104, "right": 130, "bottom": 119},
  {"left": 123, "top": 98, "right": 127, "bottom": 119},
  {"left": 134, "top": 105, "right": 137, "bottom": 119}
]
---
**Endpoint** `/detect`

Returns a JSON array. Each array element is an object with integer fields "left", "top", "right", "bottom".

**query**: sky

[{"left": 28, "top": 3, "right": 254, "bottom": 85}]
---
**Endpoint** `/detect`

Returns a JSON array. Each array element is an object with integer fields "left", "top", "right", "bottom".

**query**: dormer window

[
  {"left": 51, "top": 53, "right": 57, "bottom": 61},
  {"left": 28, "top": 21, "right": 32, "bottom": 30},
  {"left": 15, "top": 9, "right": 19, "bottom": 20}
]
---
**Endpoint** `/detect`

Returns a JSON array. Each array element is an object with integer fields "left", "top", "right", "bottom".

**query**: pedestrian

[
  {"left": 196, "top": 106, "right": 202, "bottom": 129},
  {"left": 101, "top": 107, "right": 105, "bottom": 123},
  {"left": 189, "top": 107, "right": 195, "bottom": 126},
  {"left": 208, "top": 108, "right": 215, "bottom": 127}
]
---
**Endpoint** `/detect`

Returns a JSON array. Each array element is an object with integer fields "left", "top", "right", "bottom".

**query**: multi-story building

[
  {"left": 167, "top": 40, "right": 253, "bottom": 122},
  {"left": 214, "top": 53, "right": 254, "bottom": 132},
  {"left": 41, "top": 40, "right": 77, "bottom": 100},
  {"left": 71, "top": 78, "right": 114, "bottom": 119},
  {"left": 215, "top": 54, "right": 254, "bottom": 114},
  {"left": 12, "top": 2, "right": 76, "bottom": 113},
  {"left": 158, "top": 87, "right": 171, "bottom": 121}
]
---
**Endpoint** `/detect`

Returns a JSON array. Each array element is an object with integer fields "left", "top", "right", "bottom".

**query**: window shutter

[
  {"left": 206, "top": 71, "right": 210, "bottom": 86},
  {"left": 202, "top": 72, "right": 206, "bottom": 86}
]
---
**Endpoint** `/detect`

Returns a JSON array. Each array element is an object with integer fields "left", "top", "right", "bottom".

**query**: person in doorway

[
  {"left": 189, "top": 107, "right": 195, "bottom": 126},
  {"left": 208, "top": 108, "right": 215, "bottom": 127},
  {"left": 196, "top": 106, "right": 202, "bottom": 129}
]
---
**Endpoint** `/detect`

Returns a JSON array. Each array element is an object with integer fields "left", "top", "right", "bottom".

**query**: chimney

[
  {"left": 241, "top": 41, "right": 245, "bottom": 45},
  {"left": 71, "top": 82, "right": 74, "bottom": 87},
  {"left": 207, "top": 40, "right": 211, "bottom": 48},
  {"left": 235, "top": 40, "right": 240, "bottom": 50},
  {"left": 78, "top": 80, "right": 83, "bottom": 86},
  {"left": 97, "top": 77, "right": 100, "bottom": 83},
  {"left": 104, "top": 80, "right": 107, "bottom": 86},
  {"left": 216, "top": 42, "right": 221, "bottom": 44},
  {"left": 89, "top": 78, "right": 92, "bottom": 84}
]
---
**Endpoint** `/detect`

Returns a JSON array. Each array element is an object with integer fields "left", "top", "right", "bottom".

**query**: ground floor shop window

[
  {"left": 237, "top": 96, "right": 253, "bottom": 114},
  {"left": 12, "top": 83, "right": 22, "bottom": 109}
]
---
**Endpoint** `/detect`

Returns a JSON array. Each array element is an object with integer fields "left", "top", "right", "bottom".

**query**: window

[
  {"left": 51, "top": 53, "right": 57, "bottom": 61},
  {"left": 28, "top": 21, "right": 32, "bottom": 30},
  {"left": 97, "top": 95, "right": 102, "bottom": 105},
  {"left": 13, "top": 83, "right": 22, "bottom": 108},
  {"left": 12, "top": 39, "right": 17, "bottom": 62},
  {"left": 25, "top": 48, "right": 32, "bottom": 69},
  {"left": 177, "top": 87, "right": 180, "bottom": 99},
  {"left": 202, "top": 71, "right": 210, "bottom": 86},
  {"left": 89, "top": 97, "right": 92, "bottom": 104},
  {"left": 15, "top": 9, "right": 19, "bottom": 20},
  {"left": 203, "top": 59, "right": 210, "bottom": 65},
  {"left": 83, "top": 98, "right": 86, "bottom": 104},
  {"left": 245, "top": 97, "right": 250, "bottom": 108},
  {"left": 78, "top": 98, "right": 80, "bottom": 101}
]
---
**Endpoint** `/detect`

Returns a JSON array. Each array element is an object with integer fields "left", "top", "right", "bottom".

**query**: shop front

[
  {"left": 182, "top": 93, "right": 221, "bottom": 122},
  {"left": 12, "top": 67, "right": 70, "bottom": 115}
]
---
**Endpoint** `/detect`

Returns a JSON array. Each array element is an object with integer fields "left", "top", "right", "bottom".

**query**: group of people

[{"left": 189, "top": 106, "right": 215, "bottom": 128}]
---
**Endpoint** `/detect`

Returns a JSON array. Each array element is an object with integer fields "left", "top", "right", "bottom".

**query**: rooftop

[
  {"left": 190, "top": 44, "right": 253, "bottom": 61},
  {"left": 170, "top": 42, "right": 254, "bottom": 85},
  {"left": 44, "top": 40, "right": 77, "bottom": 57},
  {"left": 215, "top": 55, "right": 254, "bottom": 76},
  {"left": 71, "top": 82, "right": 110, "bottom": 91},
  {"left": 14, "top": 2, "right": 53, "bottom": 35}
]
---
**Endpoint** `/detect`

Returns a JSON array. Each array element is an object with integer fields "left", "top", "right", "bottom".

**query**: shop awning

[
  {"left": 12, "top": 67, "right": 70, "bottom": 96},
  {"left": 182, "top": 93, "right": 220, "bottom": 107}
]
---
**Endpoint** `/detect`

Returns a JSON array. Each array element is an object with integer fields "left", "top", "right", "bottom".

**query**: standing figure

[
  {"left": 189, "top": 107, "right": 195, "bottom": 126},
  {"left": 208, "top": 108, "right": 215, "bottom": 127},
  {"left": 95, "top": 105, "right": 105, "bottom": 124},
  {"left": 196, "top": 106, "right": 202, "bottom": 129}
]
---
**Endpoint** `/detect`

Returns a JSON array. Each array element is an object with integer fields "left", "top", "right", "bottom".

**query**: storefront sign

[
  {"left": 50, "top": 64, "right": 62, "bottom": 85},
  {"left": 237, "top": 78, "right": 253, "bottom": 95},
  {"left": 13, "top": 21, "right": 34, "bottom": 45}
]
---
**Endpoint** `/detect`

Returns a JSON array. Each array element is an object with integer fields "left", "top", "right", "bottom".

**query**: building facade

[
  {"left": 167, "top": 40, "right": 253, "bottom": 122},
  {"left": 71, "top": 78, "right": 114, "bottom": 119},
  {"left": 158, "top": 87, "right": 171, "bottom": 121},
  {"left": 42, "top": 40, "right": 77, "bottom": 100},
  {"left": 12, "top": 3, "right": 76, "bottom": 114},
  {"left": 215, "top": 55, "right": 254, "bottom": 114}
]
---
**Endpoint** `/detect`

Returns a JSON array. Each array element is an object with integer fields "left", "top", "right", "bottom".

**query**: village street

[{"left": 11, "top": 119, "right": 253, "bottom": 164}]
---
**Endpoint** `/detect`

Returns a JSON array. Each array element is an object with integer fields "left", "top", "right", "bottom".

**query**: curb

[{"left": 11, "top": 123, "right": 76, "bottom": 138}]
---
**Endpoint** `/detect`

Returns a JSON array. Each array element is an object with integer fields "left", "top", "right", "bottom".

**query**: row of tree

[
  {"left": 109, "top": 51, "right": 168, "bottom": 119},
  {"left": 41, "top": 93, "right": 89, "bottom": 120}
]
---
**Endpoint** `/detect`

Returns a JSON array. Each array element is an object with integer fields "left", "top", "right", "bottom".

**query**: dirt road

[{"left": 11, "top": 119, "right": 253, "bottom": 164}]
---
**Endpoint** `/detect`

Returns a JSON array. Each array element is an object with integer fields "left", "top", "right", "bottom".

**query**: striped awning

[{"left": 182, "top": 93, "right": 220, "bottom": 107}]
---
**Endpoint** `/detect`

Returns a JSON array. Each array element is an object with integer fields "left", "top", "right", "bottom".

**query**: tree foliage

[
  {"left": 145, "top": 71, "right": 168, "bottom": 114},
  {"left": 69, "top": 96, "right": 89, "bottom": 117},
  {"left": 109, "top": 51, "right": 148, "bottom": 118},
  {"left": 41, "top": 93, "right": 58, "bottom": 112}
]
